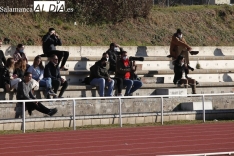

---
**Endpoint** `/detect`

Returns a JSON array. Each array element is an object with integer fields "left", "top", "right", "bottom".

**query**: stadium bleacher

[{"left": 1, "top": 45, "right": 234, "bottom": 130}]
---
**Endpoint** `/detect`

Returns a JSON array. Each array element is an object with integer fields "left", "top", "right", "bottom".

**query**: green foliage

[{"left": 66, "top": 0, "right": 153, "bottom": 24}]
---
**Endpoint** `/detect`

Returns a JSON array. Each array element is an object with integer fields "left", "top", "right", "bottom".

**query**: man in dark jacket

[
  {"left": 16, "top": 72, "right": 57, "bottom": 116},
  {"left": 90, "top": 57, "right": 114, "bottom": 97},
  {"left": 44, "top": 54, "right": 68, "bottom": 98},
  {"left": 42, "top": 28, "right": 69, "bottom": 71},
  {"left": 106, "top": 43, "right": 123, "bottom": 72}
]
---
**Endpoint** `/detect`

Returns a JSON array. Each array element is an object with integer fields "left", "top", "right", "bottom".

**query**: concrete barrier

[{"left": 2, "top": 45, "right": 234, "bottom": 57}]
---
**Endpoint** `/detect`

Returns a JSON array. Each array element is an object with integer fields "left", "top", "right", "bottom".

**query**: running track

[{"left": 0, "top": 123, "right": 234, "bottom": 156}]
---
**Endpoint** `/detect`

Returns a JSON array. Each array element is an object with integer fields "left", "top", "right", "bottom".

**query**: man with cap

[
  {"left": 169, "top": 29, "right": 192, "bottom": 64},
  {"left": 42, "top": 28, "right": 69, "bottom": 71}
]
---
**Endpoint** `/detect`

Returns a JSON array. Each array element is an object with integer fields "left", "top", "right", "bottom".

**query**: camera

[{"left": 129, "top": 56, "right": 144, "bottom": 61}]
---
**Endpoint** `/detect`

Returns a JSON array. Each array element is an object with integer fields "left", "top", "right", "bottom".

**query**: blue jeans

[
  {"left": 39, "top": 77, "right": 52, "bottom": 92},
  {"left": 123, "top": 79, "right": 142, "bottom": 96},
  {"left": 90, "top": 78, "right": 114, "bottom": 97}
]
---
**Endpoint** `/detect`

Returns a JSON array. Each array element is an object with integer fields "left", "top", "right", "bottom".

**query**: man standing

[
  {"left": 116, "top": 51, "right": 142, "bottom": 96},
  {"left": 89, "top": 57, "right": 114, "bottom": 97},
  {"left": 44, "top": 54, "right": 68, "bottom": 98},
  {"left": 42, "top": 28, "right": 69, "bottom": 71},
  {"left": 169, "top": 29, "right": 192, "bottom": 64},
  {"left": 16, "top": 72, "right": 57, "bottom": 116}
]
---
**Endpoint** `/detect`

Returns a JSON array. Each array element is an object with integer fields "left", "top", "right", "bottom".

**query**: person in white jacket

[{"left": 27, "top": 55, "right": 56, "bottom": 98}]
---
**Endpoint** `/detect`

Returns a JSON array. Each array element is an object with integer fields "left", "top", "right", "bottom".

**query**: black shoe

[{"left": 48, "top": 108, "right": 58, "bottom": 116}]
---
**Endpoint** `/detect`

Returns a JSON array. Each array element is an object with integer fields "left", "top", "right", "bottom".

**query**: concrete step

[
  {"left": 181, "top": 101, "right": 213, "bottom": 111},
  {"left": 1, "top": 85, "right": 234, "bottom": 100},
  {"left": 27, "top": 59, "right": 234, "bottom": 70},
  {"left": 23, "top": 56, "right": 234, "bottom": 61},
  {"left": 156, "top": 88, "right": 187, "bottom": 98},
  {"left": 61, "top": 70, "right": 234, "bottom": 83}
]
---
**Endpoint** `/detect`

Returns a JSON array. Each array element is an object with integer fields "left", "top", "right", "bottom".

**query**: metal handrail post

[
  {"left": 73, "top": 99, "right": 76, "bottom": 130},
  {"left": 161, "top": 97, "right": 164, "bottom": 125},
  {"left": 202, "top": 95, "right": 205, "bottom": 123},
  {"left": 22, "top": 101, "right": 25, "bottom": 133},
  {"left": 119, "top": 98, "right": 122, "bottom": 127}
]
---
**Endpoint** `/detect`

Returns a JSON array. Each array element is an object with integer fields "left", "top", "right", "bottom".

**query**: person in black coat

[
  {"left": 173, "top": 55, "right": 197, "bottom": 94},
  {"left": 44, "top": 54, "right": 68, "bottom": 98},
  {"left": 42, "top": 28, "right": 69, "bottom": 71}
]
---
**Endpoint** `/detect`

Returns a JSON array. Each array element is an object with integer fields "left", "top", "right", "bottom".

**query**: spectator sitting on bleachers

[
  {"left": 169, "top": 29, "right": 192, "bottom": 64},
  {"left": 116, "top": 51, "right": 143, "bottom": 96},
  {"left": 4, "top": 58, "right": 22, "bottom": 92},
  {"left": 89, "top": 57, "right": 115, "bottom": 97},
  {"left": 0, "top": 40, "right": 8, "bottom": 89},
  {"left": 44, "top": 54, "right": 68, "bottom": 98},
  {"left": 42, "top": 28, "right": 69, "bottom": 71},
  {"left": 0, "top": 40, "right": 6, "bottom": 67},
  {"left": 16, "top": 72, "right": 57, "bottom": 116},
  {"left": 106, "top": 43, "right": 123, "bottom": 72},
  {"left": 102, "top": 52, "right": 123, "bottom": 96},
  {"left": 14, "top": 58, "right": 39, "bottom": 91},
  {"left": 27, "top": 55, "right": 56, "bottom": 99},
  {"left": 173, "top": 55, "right": 197, "bottom": 94},
  {"left": 13, "top": 44, "right": 30, "bottom": 70}
]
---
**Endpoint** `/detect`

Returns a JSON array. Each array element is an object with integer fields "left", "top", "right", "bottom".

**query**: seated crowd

[{"left": 0, "top": 28, "right": 198, "bottom": 117}]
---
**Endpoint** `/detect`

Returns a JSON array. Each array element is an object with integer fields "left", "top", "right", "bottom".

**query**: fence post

[
  {"left": 161, "top": 97, "right": 164, "bottom": 125},
  {"left": 73, "top": 99, "right": 76, "bottom": 130},
  {"left": 22, "top": 101, "right": 25, "bottom": 133},
  {"left": 119, "top": 98, "right": 122, "bottom": 127},
  {"left": 202, "top": 95, "right": 205, "bottom": 123}
]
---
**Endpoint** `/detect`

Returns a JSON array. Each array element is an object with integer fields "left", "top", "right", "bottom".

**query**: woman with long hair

[
  {"left": 173, "top": 55, "right": 197, "bottom": 94},
  {"left": 4, "top": 58, "right": 22, "bottom": 91},
  {"left": 14, "top": 58, "right": 39, "bottom": 91},
  {"left": 27, "top": 56, "right": 56, "bottom": 98}
]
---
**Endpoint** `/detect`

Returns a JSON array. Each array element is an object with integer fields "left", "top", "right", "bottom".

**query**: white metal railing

[{"left": 0, "top": 92, "right": 234, "bottom": 133}]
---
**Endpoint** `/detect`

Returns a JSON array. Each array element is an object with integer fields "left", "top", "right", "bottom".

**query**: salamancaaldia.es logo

[{"left": 34, "top": 0, "right": 73, "bottom": 12}]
